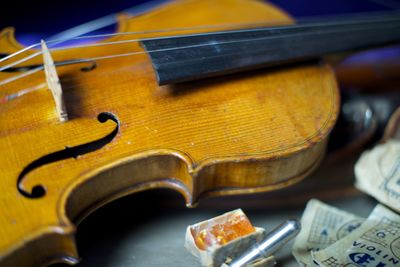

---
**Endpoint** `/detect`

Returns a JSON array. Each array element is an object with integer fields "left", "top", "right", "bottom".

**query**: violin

[{"left": 0, "top": 0, "right": 398, "bottom": 266}]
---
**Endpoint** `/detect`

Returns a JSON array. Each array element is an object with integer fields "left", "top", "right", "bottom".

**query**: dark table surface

[{"left": 49, "top": 189, "right": 377, "bottom": 267}]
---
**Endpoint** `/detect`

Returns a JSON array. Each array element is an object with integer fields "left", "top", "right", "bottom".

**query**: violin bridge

[{"left": 41, "top": 40, "right": 68, "bottom": 122}]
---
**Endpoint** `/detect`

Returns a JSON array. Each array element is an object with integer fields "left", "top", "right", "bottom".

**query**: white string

[
  {"left": 1, "top": 23, "right": 398, "bottom": 88},
  {"left": 0, "top": 12, "right": 398, "bottom": 87},
  {"left": 0, "top": 52, "right": 42, "bottom": 72},
  {"left": 2, "top": 9, "right": 399, "bottom": 65},
  {"left": 0, "top": 19, "right": 287, "bottom": 64},
  {"left": 0, "top": 20, "right": 295, "bottom": 72},
  {"left": 0, "top": 44, "right": 39, "bottom": 62},
  {"left": 2, "top": 13, "right": 398, "bottom": 73},
  {"left": 0, "top": 66, "right": 43, "bottom": 87},
  {"left": 1, "top": 20, "right": 397, "bottom": 91},
  {"left": 0, "top": 20, "right": 291, "bottom": 72},
  {"left": 1, "top": 9, "right": 398, "bottom": 66}
]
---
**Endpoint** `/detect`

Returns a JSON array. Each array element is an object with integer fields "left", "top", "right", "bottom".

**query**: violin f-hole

[
  {"left": 80, "top": 61, "right": 97, "bottom": 72},
  {"left": 17, "top": 112, "right": 120, "bottom": 198}
]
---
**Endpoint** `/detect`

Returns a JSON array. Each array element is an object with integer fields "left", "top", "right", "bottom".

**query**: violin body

[{"left": 0, "top": 0, "right": 339, "bottom": 266}]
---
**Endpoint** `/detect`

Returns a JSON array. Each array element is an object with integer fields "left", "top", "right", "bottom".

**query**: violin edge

[{"left": 0, "top": 137, "right": 330, "bottom": 267}]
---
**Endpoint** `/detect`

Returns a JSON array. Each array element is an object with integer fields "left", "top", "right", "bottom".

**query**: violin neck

[{"left": 141, "top": 12, "right": 400, "bottom": 85}]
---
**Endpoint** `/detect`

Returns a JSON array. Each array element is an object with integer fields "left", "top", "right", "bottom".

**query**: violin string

[
  {"left": 0, "top": 83, "right": 46, "bottom": 103},
  {"left": 1, "top": 64, "right": 133, "bottom": 101},
  {"left": 0, "top": 19, "right": 290, "bottom": 64},
  {"left": 3, "top": 8, "right": 399, "bottom": 65},
  {"left": 0, "top": 13, "right": 398, "bottom": 88},
  {"left": 0, "top": 66, "right": 43, "bottom": 87},
  {"left": 1, "top": 10, "right": 398, "bottom": 67},
  {"left": 1, "top": 20, "right": 397, "bottom": 96},
  {"left": 0, "top": 52, "right": 42, "bottom": 72},
  {"left": 0, "top": 20, "right": 293, "bottom": 72},
  {"left": 0, "top": 44, "right": 39, "bottom": 62},
  {"left": 1, "top": 65, "right": 128, "bottom": 101},
  {"left": 48, "top": 16, "right": 368, "bottom": 51},
  {"left": 1, "top": 13, "right": 399, "bottom": 74},
  {"left": 45, "top": 0, "right": 170, "bottom": 41},
  {"left": 0, "top": 21, "right": 398, "bottom": 90}
]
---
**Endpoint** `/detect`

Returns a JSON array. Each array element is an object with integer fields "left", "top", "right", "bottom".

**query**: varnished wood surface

[{"left": 0, "top": 0, "right": 339, "bottom": 266}]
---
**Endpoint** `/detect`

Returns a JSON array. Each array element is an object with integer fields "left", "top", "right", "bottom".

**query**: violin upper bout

[{"left": 0, "top": 27, "right": 26, "bottom": 55}]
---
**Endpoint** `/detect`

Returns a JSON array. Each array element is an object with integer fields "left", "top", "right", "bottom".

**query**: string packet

[
  {"left": 312, "top": 204, "right": 400, "bottom": 267},
  {"left": 292, "top": 199, "right": 364, "bottom": 267}
]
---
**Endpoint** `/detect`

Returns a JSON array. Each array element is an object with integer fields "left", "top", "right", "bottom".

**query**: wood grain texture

[{"left": 0, "top": 0, "right": 339, "bottom": 266}]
